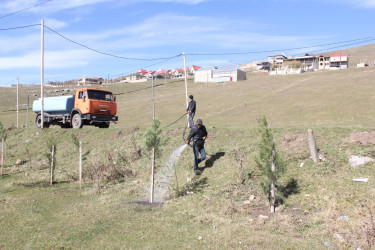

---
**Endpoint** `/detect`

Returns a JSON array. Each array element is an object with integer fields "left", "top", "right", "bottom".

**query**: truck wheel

[
  {"left": 36, "top": 115, "right": 50, "bottom": 129},
  {"left": 72, "top": 113, "right": 83, "bottom": 129},
  {"left": 99, "top": 122, "right": 110, "bottom": 128},
  {"left": 36, "top": 114, "right": 42, "bottom": 128}
]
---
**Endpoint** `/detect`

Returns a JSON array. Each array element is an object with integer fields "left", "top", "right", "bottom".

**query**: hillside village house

[
  {"left": 258, "top": 52, "right": 350, "bottom": 74},
  {"left": 78, "top": 77, "right": 104, "bottom": 85},
  {"left": 125, "top": 74, "right": 147, "bottom": 82},
  {"left": 268, "top": 54, "right": 288, "bottom": 68},
  {"left": 173, "top": 68, "right": 185, "bottom": 77},
  {"left": 194, "top": 66, "right": 246, "bottom": 83},
  {"left": 190, "top": 65, "right": 202, "bottom": 75},
  {"left": 318, "top": 54, "right": 331, "bottom": 70},
  {"left": 329, "top": 53, "right": 348, "bottom": 69},
  {"left": 256, "top": 61, "right": 271, "bottom": 71},
  {"left": 285, "top": 54, "right": 319, "bottom": 71}
]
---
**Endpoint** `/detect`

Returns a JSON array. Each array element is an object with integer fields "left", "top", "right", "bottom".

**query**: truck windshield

[{"left": 87, "top": 90, "right": 113, "bottom": 101}]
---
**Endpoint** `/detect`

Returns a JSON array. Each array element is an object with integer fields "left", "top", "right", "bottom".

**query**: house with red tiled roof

[
  {"left": 173, "top": 68, "right": 185, "bottom": 77},
  {"left": 329, "top": 53, "right": 348, "bottom": 69},
  {"left": 136, "top": 69, "right": 148, "bottom": 75}
]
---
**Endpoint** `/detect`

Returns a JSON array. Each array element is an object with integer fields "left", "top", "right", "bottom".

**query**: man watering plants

[
  {"left": 186, "top": 118, "right": 207, "bottom": 175},
  {"left": 186, "top": 95, "right": 196, "bottom": 128}
]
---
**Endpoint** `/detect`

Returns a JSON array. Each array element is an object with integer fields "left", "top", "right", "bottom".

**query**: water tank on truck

[{"left": 32, "top": 88, "right": 118, "bottom": 129}]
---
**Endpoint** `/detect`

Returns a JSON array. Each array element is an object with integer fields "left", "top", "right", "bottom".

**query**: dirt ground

[
  {"left": 282, "top": 132, "right": 308, "bottom": 154},
  {"left": 346, "top": 131, "right": 375, "bottom": 146}
]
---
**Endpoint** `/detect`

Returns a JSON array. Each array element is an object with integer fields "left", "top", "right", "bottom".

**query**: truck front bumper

[{"left": 83, "top": 114, "right": 118, "bottom": 122}]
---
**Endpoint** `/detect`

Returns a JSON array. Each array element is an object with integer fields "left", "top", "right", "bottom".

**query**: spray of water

[{"left": 152, "top": 144, "right": 187, "bottom": 202}]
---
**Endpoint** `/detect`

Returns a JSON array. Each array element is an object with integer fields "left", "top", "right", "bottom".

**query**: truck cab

[{"left": 71, "top": 88, "right": 118, "bottom": 128}]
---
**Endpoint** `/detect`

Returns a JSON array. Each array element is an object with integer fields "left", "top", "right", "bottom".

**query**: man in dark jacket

[
  {"left": 186, "top": 95, "right": 196, "bottom": 128},
  {"left": 186, "top": 118, "right": 207, "bottom": 175}
]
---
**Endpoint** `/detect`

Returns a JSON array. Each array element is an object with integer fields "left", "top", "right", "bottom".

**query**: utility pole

[
  {"left": 41, "top": 19, "right": 45, "bottom": 129},
  {"left": 183, "top": 52, "right": 189, "bottom": 127},
  {"left": 340, "top": 51, "right": 342, "bottom": 70},
  {"left": 16, "top": 77, "right": 19, "bottom": 128},
  {"left": 152, "top": 75, "right": 155, "bottom": 120},
  {"left": 150, "top": 74, "right": 155, "bottom": 203}
]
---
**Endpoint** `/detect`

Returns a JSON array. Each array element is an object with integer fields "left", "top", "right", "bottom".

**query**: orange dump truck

[{"left": 32, "top": 88, "right": 118, "bottom": 128}]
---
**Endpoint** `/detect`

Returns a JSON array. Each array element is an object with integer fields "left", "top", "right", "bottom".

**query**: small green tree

[
  {"left": 43, "top": 136, "right": 57, "bottom": 185},
  {"left": 0, "top": 122, "right": 7, "bottom": 141},
  {"left": 255, "top": 117, "right": 286, "bottom": 212},
  {"left": 144, "top": 119, "right": 168, "bottom": 158},
  {"left": 144, "top": 119, "right": 168, "bottom": 203}
]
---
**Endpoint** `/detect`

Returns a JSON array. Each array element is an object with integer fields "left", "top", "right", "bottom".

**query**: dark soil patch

[
  {"left": 346, "top": 131, "right": 375, "bottom": 146},
  {"left": 75, "top": 131, "right": 90, "bottom": 138},
  {"left": 54, "top": 130, "right": 67, "bottom": 136},
  {"left": 166, "top": 126, "right": 184, "bottom": 137},
  {"left": 112, "top": 129, "right": 126, "bottom": 140},
  {"left": 124, "top": 200, "right": 164, "bottom": 208},
  {"left": 111, "top": 127, "right": 139, "bottom": 140},
  {"left": 13, "top": 129, "right": 24, "bottom": 136},
  {"left": 282, "top": 132, "right": 308, "bottom": 154}
]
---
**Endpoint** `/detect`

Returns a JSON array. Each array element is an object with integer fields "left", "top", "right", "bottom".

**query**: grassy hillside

[
  {"left": 2, "top": 66, "right": 375, "bottom": 129},
  {"left": 1, "top": 66, "right": 375, "bottom": 249},
  {"left": 329, "top": 43, "right": 375, "bottom": 67}
]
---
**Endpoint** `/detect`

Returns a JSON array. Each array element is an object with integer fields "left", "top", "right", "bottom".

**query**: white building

[
  {"left": 77, "top": 77, "right": 103, "bottom": 86},
  {"left": 268, "top": 54, "right": 288, "bottom": 67},
  {"left": 194, "top": 66, "right": 246, "bottom": 83},
  {"left": 329, "top": 53, "right": 348, "bottom": 69}
]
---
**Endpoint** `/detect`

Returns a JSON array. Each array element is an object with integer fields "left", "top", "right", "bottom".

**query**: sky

[{"left": 0, "top": 0, "right": 375, "bottom": 86}]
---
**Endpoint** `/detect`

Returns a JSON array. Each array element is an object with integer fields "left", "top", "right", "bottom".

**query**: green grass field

[{"left": 1, "top": 65, "right": 375, "bottom": 249}]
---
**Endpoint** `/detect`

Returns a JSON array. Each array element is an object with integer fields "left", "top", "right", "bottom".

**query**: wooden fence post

[
  {"left": 79, "top": 140, "right": 82, "bottom": 190},
  {"left": 308, "top": 129, "right": 319, "bottom": 163},
  {"left": 50, "top": 145, "right": 54, "bottom": 185},
  {"left": 270, "top": 140, "right": 276, "bottom": 213},
  {"left": 150, "top": 147, "right": 155, "bottom": 203},
  {"left": 1, "top": 137, "right": 4, "bottom": 175}
]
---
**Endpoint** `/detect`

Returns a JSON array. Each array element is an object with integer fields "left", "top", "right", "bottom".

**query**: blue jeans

[
  {"left": 193, "top": 145, "right": 206, "bottom": 171},
  {"left": 188, "top": 112, "right": 195, "bottom": 128}
]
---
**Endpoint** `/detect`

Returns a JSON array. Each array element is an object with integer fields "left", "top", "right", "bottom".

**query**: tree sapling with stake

[{"left": 255, "top": 116, "right": 286, "bottom": 213}]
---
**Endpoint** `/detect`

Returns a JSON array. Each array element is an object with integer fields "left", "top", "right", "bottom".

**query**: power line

[
  {"left": 0, "top": 0, "right": 54, "bottom": 19},
  {"left": 186, "top": 36, "right": 375, "bottom": 56},
  {"left": 110, "top": 55, "right": 181, "bottom": 78},
  {"left": 115, "top": 79, "right": 184, "bottom": 96},
  {"left": 0, "top": 24, "right": 40, "bottom": 31},
  {"left": 44, "top": 25, "right": 182, "bottom": 61}
]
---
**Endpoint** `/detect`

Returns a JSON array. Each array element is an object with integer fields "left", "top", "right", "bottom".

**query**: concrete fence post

[
  {"left": 50, "top": 144, "right": 55, "bottom": 185},
  {"left": 308, "top": 129, "right": 319, "bottom": 163},
  {"left": 79, "top": 140, "right": 82, "bottom": 190}
]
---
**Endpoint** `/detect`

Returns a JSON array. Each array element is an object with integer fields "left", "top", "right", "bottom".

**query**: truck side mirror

[{"left": 114, "top": 96, "right": 116, "bottom": 102}]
